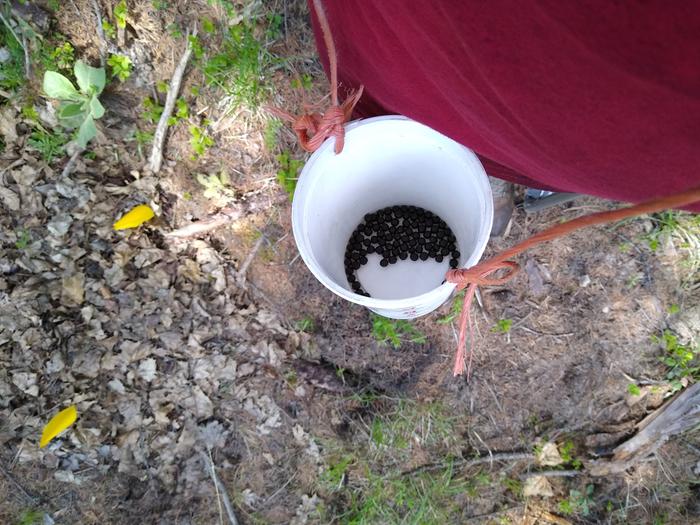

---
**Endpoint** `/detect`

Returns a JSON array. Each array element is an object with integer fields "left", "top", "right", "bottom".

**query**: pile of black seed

[{"left": 345, "top": 205, "right": 460, "bottom": 296}]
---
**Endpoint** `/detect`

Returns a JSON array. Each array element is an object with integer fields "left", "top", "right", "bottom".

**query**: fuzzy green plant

[{"left": 42, "top": 60, "right": 106, "bottom": 148}]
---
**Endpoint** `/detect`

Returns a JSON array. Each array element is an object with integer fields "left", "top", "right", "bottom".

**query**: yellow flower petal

[
  {"left": 113, "top": 204, "right": 155, "bottom": 230},
  {"left": 40, "top": 405, "right": 77, "bottom": 448}
]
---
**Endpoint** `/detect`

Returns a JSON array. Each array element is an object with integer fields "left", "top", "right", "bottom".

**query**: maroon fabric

[{"left": 309, "top": 1, "right": 700, "bottom": 211}]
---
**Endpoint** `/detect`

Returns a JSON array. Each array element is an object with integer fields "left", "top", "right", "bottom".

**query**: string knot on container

[{"left": 268, "top": 0, "right": 363, "bottom": 154}]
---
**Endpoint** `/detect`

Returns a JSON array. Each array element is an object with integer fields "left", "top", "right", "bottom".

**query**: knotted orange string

[
  {"left": 447, "top": 186, "right": 700, "bottom": 378},
  {"left": 268, "top": 0, "right": 364, "bottom": 154}
]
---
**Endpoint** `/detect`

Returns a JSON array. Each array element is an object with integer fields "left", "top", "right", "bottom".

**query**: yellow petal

[
  {"left": 113, "top": 204, "right": 155, "bottom": 230},
  {"left": 40, "top": 405, "right": 77, "bottom": 448}
]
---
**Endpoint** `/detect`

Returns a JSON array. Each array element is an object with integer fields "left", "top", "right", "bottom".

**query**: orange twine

[
  {"left": 447, "top": 186, "right": 700, "bottom": 378},
  {"left": 268, "top": 0, "right": 363, "bottom": 154},
  {"left": 276, "top": 1, "right": 700, "bottom": 380}
]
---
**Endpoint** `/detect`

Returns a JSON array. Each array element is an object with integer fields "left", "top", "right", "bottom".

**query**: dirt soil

[{"left": 1, "top": 1, "right": 699, "bottom": 524}]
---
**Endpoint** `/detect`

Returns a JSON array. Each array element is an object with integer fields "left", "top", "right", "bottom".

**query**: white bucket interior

[{"left": 292, "top": 116, "right": 493, "bottom": 319}]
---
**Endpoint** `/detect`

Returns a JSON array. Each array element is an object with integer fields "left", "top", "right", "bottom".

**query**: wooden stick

[
  {"left": 401, "top": 451, "right": 534, "bottom": 476},
  {"left": 521, "top": 469, "right": 580, "bottom": 479},
  {"left": 199, "top": 450, "right": 239, "bottom": 525},
  {"left": 60, "top": 148, "right": 84, "bottom": 178},
  {"left": 148, "top": 26, "right": 197, "bottom": 174},
  {"left": 88, "top": 0, "right": 107, "bottom": 67},
  {"left": 165, "top": 205, "right": 242, "bottom": 239}
]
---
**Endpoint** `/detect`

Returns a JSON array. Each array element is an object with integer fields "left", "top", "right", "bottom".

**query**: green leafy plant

[
  {"left": 195, "top": 172, "right": 233, "bottom": 200},
  {"left": 107, "top": 54, "right": 132, "bottom": 81},
  {"left": 42, "top": 60, "right": 106, "bottom": 148},
  {"left": 492, "top": 318, "right": 513, "bottom": 334},
  {"left": 276, "top": 151, "right": 303, "bottom": 199},
  {"left": 558, "top": 485, "right": 594, "bottom": 517},
  {"left": 16, "top": 509, "right": 43, "bottom": 525},
  {"left": 295, "top": 316, "right": 316, "bottom": 333},
  {"left": 437, "top": 291, "right": 465, "bottom": 324},
  {"left": 627, "top": 383, "right": 641, "bottom": 396},
  {"left": 291, "top": 73, "right": 313, "bottom": 91},
  {"left": 114, "top": 0, "right": 128, "bottom": 29},
  {"left": 156, "top": 80, "right": 168, "bottom": 93},
  {"left": 14, "top": 229, "right": 30, "bottom": 250},
  {"left": 170, "top": 97, "right": 189, "bottom": 124},
  {"left": 201, "top": 17, "right": 216, "bottom": 34},
  {"left": 371, "top": 314, "right": 427, "bottom": 349},
  {"left": 188, "top": 34, "right": 204, "bottom": 60},
  {"left": 559, "top": 440, "right": 583, "bottom": 470},
  {"left": 141, "top": 97, "right": 163, "bottom": 123},
  {"left": 102, "top": 20, "right": 116, "bottom": 39},
  {"left": 0, "top": 23, "right": 25, "bottom": 91},
  {"left": 202, "top": 20, "right": 277, "bottom": 107},
  {"left": 49, "top": 42, "right": 74, "bottom": 70},
  {"left": 28, "top": 127, "right": 67, "bottom": 163},
  {"left": 189, "top": 124, "right": 214, "bottom": 159},
  {"left": 264, "top": 117, "right": 282, "bottom": 150},
  {"left": 654, "top": 330, "right": 699, "bottom": 392}
]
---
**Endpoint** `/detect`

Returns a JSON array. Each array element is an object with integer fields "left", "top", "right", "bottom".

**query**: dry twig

[
  {"left": 148, "top": 26, "right": 197, "bottom": 173},
  {"left": 88, "top": 0, "right": 107, "bottom": 67},
  {"left": 199, "top": 450, "right": 239, "bottom": 525},
  {"left": 165, "top": 205, "right": 243, "bottom": 239},
  {"left": 60, "top": 148, "right": 84, "bottom": 178}
]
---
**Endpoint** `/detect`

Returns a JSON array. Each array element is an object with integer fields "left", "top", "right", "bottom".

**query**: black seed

[
  {"left": 352, "top": 260, "right": 361, "bottom": 270},
  {"left": 435, "top": 255, "right": 444, "bottom": 263},
  {"left": 451, "top": 250, "right": 461, "bottom": 259},
  {"left": 449, "top": 258, "right": 458, "bottom": 268},
  {"left": 352, "top": 282, "right": 362, "bottom": 292},
  {"left": 359, "top": 256, "right": 368, "bottom": 265},
  {"left": 380, "top": 258, "right": 389, "bottom": 267},
  {"left": 388, "top": 256, "right": 397, "bottom": 264},
  {"left": 410, "top": 253, "right": 419, "bottom": 261},
  {"left": 419, "top": 252, "right": 429, "bottom": 261},
  {"left": 366, "top": 245, "right": 376, "bottom": 254},
  {"left": 347, "top": 274, "right": 357, "bottom": 284},
  {"left": 399, "top": 252, "right": 408, "bottom": 260}
]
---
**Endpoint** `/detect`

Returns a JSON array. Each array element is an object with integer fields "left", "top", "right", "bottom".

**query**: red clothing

[{"left": 310, "top": 1, "right": 700, "bottom": 210}]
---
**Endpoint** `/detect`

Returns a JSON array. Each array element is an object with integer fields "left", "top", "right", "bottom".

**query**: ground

[{"left": 1, "top": 1, "right": 699, "bottom": 524}]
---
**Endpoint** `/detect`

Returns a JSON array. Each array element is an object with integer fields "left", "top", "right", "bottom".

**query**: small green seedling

[
  {"left": 276, "top": 151, "right": 303, "bottom": 199},
  {"left": 50, "top": 42, "right": 74, "bottom": 70},
  {"left": 142, "top": 97, "right": 163, "bottom": 123},
  {"left": 28, "top": 127, "right": 67, "bottom": 163},
  {"left": 114, "top": 0, "right": 128, "bottom": 29},
  {"left": 201, "top": 17, "right": 216, "bottom": 34},
  {"left": 14, "top": 230, "right": 31, "bottom": 250},
  {"left": 195, "top": 172, "right": 233, "bottom": 200},
  {"left": 156, "top": 80, "right": 168, "bottom": 93},
  {"left": 437, "top": 290, "right": 465, "bottom": 324},
  {"left": 654, "top": 330, "right": 699, "bottom": 392},
  {"left": 42, "top": 60, "right": 106, "bottom": 148},
  {"left": 189, "top": 124, "right": 214, "bottom": 158},
  {"left": 492, "top": 318, "right": 513, "bottom": 334},
  {"left": 371, "top": 314, "right": 427, "bottom": 349},
  {"left": 559, "top": 440, "right": 583, "bottom": 470},
  {"left": 627, "top": 383, "right": 641, "bottom": 396},
  {"left": 102, "top": 20, "right": 116, "bottom": 39},
  {"left": 295, "top": 317, "right": 316, "bottom": 333},
  {"left": 558, "top": 485, "right": 594, "bottom": 517},
  {"left": 107, "top": 54, "right": 132, "bottom": 81}
]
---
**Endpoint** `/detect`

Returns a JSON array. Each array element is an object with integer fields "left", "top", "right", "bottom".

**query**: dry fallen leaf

[
  {"left": 536, "top": 442, "right": 564, "bottom": 467},
  {"left": 113, "top": 204, "right": 155, "bottom": 230},
  {"left": 523, "top": 475, "right": 554, "bottom": 498},
  {"left": 40, "top": 405, "right": 77, "bottom": 448}
]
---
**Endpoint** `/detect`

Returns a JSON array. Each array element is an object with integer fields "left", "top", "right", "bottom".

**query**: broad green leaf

[
  {"left": 76, "top": 115, "right": 97, "bottom": 148},
  {"left": 113, "top": 204, "right": 155, "bottom": 230},
  {"left": 40, "top": 405, "right": 77, "bottom": 448},
  {"left": 58, "top": 102, "right": 84, "bottom": 119},
  {"left": 74, "top": 60, "right": 106, "bottom": 94},
  {"left": 90, "top": 96, "right": 105, "bottom": 119},
  {"left": 43, "top": 71, "right": 80, "bottom": 100}
]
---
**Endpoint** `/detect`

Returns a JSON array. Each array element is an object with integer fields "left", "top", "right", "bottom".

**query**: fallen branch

[
  {"left": 521, "top": 469, "right": 580, "bottom": 479},
  {"left": 199, "top": 450, "right": 239, "bottom": 525},
  {"left": 590, "top": 382, "right": 700, "bottom": 476},
  {"left": 401, "top": 451, "right": 534, "bottom": 476},
  {"left": 60, "top": 148, "right": 84, "bottom": 178},
  {"left": 148, "top": 26, "right": 197, "bottom": 174},
  {"left": 237, "top": 235, "right": 264, "bottom": 286},
  {"left": 165, "top": 205, "right": 242, "bottom": 239},
  {"left": 88, "top": 0, "right": 107, "bottom": 67}
]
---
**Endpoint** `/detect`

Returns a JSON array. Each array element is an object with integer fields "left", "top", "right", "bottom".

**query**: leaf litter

[{"left": 0, "top": 105, "right": 323, "bottom": 521}]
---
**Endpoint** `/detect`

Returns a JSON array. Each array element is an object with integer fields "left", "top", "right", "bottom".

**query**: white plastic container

[{"left": 292, "top": 116, "right": 493, "bottom": 319}]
